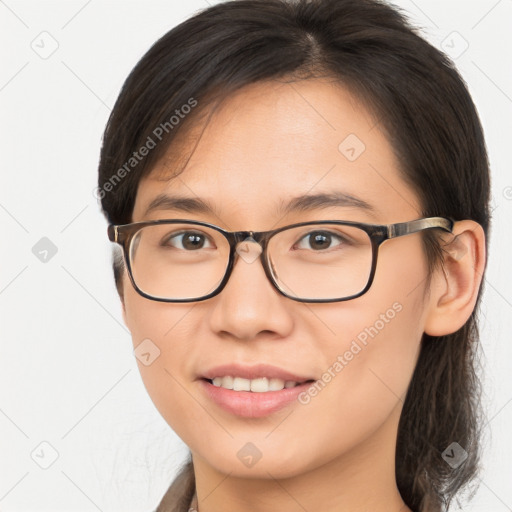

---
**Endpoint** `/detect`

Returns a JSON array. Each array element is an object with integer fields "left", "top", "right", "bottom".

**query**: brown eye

[
  {"left": 295, "top": 231, "right": 344, "bottom": 251},
  {"left": 162, "top": 231, "right": 213, "bottom": 250}
]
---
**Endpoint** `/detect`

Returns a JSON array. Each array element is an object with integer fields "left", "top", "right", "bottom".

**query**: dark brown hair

[{"left": 98, "top": 1, "right": 490, "bottom": 510}]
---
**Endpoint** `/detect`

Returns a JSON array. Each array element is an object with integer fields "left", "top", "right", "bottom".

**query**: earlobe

[{"left": 424, "top": 220, "right": 486, "bottom": 337}]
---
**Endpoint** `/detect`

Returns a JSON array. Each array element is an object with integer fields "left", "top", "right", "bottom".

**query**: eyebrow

[
  {"left": 278, "top": 191, "right": 376, "bottom": 216},
  {"left": 143, "top": 191, "right": 377, "bottom": 218},
  {"left": 144, "top": 194, "right": 218, "bottom": 217}
]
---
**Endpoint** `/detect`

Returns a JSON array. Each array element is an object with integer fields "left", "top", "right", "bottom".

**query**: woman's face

[{"left": 123, "top": 79, "right": 434, "bottom": 479}]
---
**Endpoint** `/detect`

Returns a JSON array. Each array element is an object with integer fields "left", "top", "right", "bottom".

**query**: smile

[{"left": 209, "top": 376, "right": 310, "bottom": 392}]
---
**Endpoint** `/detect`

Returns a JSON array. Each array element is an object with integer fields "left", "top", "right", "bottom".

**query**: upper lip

[{"left": 200, "top": 363, "right": 316, "bottom": 383}]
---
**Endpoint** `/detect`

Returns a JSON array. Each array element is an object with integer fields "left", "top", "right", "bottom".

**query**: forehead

[{"left": 133, "top": 79, "right": 420, "bottom": 226}]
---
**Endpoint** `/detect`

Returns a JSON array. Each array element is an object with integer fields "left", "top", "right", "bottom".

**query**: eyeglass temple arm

[
  {"left": 107, "top": 225, "right": 119, "bottom": 243},
  {"left": 387, "top": 217, "right": 454, "bottom": 239}
]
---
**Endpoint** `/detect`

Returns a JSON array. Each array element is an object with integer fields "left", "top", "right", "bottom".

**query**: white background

[{"left": 1, "top": 0, "right": 511, "bottom": 510}]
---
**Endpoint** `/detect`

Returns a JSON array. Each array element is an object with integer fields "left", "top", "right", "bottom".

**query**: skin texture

[{"left": 121, "top": 79, "right": 485, "bottom": 512}]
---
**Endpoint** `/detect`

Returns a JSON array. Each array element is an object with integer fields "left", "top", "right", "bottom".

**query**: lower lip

[{"left": 199, "top": 379, "right": 313, "bottom": 418}]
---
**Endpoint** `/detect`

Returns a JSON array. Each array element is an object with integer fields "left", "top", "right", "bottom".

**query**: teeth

[
  {"left": 210, "top": 376, "right": 300, "bottom": 392},
  {"left": 250, "top": 377, "right": 269, "bottom": 392},
  {"left": 233, "top": 377, "right": 251, "bottom": 391},
  {"left": 212, "top": 376, "right": 232, "bottom": 389}
]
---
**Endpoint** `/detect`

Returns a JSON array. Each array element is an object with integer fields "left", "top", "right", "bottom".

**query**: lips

[
  {"left": 199, "top": 379, "right": 316, "bottom": 418},
  {"left": 197, "top": 363, "right": 317, "bottom": 417}
]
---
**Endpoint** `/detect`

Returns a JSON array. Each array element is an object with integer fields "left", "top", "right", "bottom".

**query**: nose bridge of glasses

[{"left": 234, "top": 234, "right": 264, "bottom": 265}]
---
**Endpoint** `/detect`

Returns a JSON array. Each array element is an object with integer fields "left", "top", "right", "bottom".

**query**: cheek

[
  {"left": 310, "top": 237, "right": 428, "bottom": 362},
  {"left": 269, "top": 307, "right": 422, "bottom": 476},
  {"left": 122, "top": 284, "right": 201, "bottom": 426}
]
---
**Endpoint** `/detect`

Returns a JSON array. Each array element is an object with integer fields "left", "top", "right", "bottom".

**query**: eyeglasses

[{"left": 107, "top": 217, "right": 453, "bottom": 303}]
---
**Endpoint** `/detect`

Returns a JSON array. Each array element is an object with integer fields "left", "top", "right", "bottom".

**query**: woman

[{"left": 97, "top": 0, "right": 490, "bottom": 510}]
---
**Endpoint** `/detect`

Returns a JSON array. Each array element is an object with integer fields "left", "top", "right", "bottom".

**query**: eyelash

[{"left": 161, "top": 230, "right": 350, "bottom": 251}]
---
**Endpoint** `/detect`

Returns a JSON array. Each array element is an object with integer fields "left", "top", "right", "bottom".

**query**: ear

[{"left": 424, "top": 220, "right": 486, "bottom": 336}]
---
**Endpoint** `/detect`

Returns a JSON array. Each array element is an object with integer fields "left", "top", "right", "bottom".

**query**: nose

[{"left": 208, "top": 239, "right": 294, "bottom": 341}]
